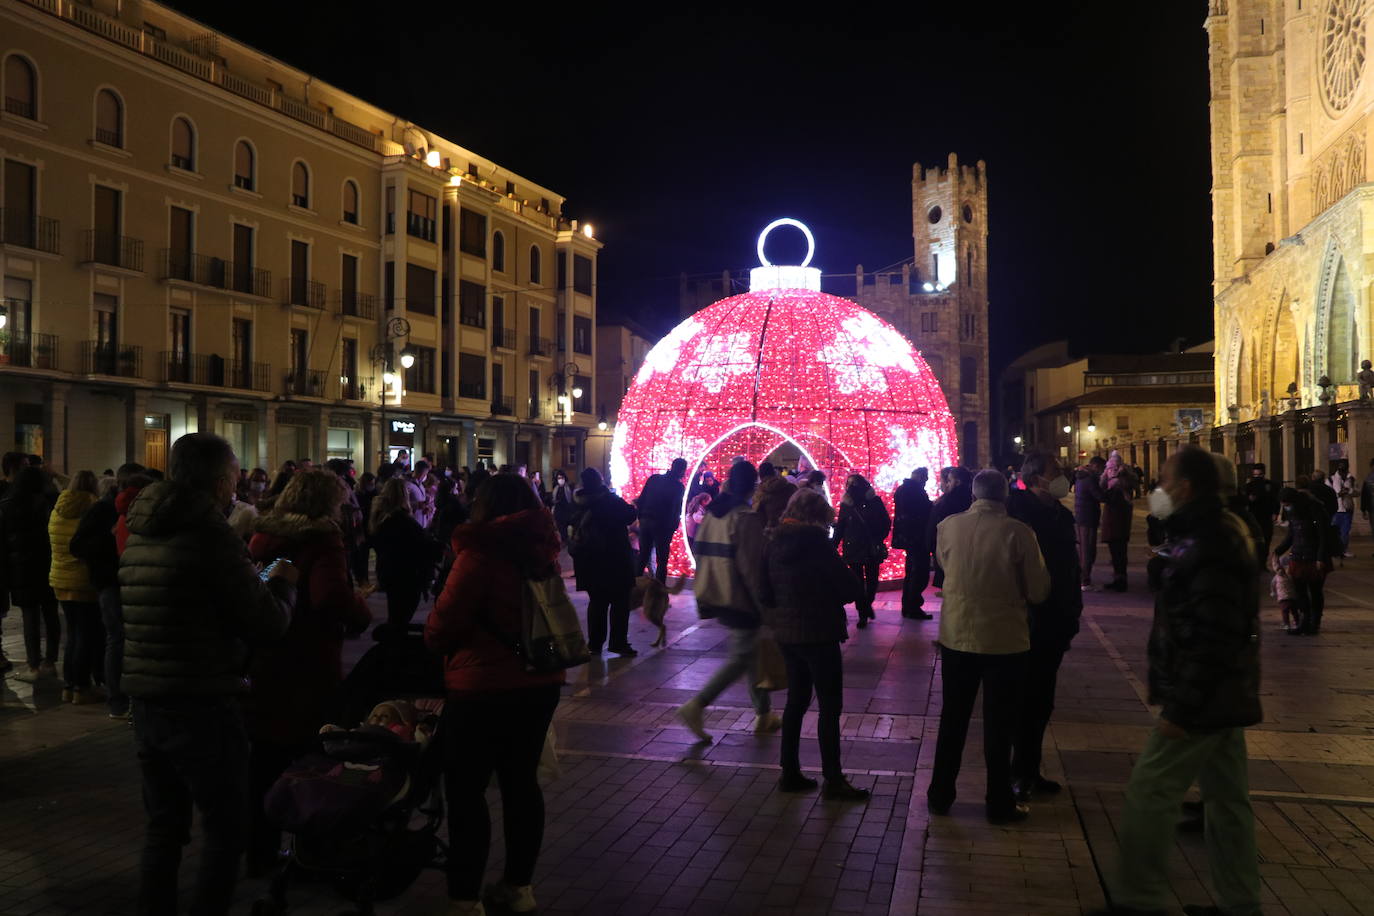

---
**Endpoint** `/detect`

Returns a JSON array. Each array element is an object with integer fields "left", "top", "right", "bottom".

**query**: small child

[{"left": 1271, "top": 553, "right": 1298, "bottom": 632}]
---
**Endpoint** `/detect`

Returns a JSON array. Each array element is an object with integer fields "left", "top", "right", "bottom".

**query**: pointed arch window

[
  {"left": 95, "top": 89, "right": 122, "bottom": 147},
  {"left": 1327, "top": 259, "right": 1358, "bottom": 384}
]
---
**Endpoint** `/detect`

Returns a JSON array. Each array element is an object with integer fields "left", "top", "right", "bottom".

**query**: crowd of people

[{"left": 0, "top": 430, "right": 1352, "bottom": 915}]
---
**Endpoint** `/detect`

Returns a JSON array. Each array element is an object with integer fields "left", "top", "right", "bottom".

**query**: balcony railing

[
  {"left": 160, "top": 351, "right": 271, "bottom": 391},
  {"left": 94, "top": 127, "right": 122, "bottom": 147},
  {"left": 491, "top": 395, "right": 515, "bottom": 416},
  {"left": 0, "top": 331, "right": 58, "bottom": 370},
  {"left": 459, "top": 381, "right": 486, "bottom": 399},
  {"left": 84, "top": 230, "right": 143, "bottom": 271},
  {"left": 4, "top": 96, "right": 36, "bottom": 120},
  {"left": 340, "top": 378, "right": 362, "bottom": 401},
  {"left": 460, "top": 310, "right": 486, "bottom": 329},
  {"left": 230, "top": 263, "right": 272, "bottom": 298},
  {"left": 0, "top": 210, "right": 61, "bottom": 254},
  {"left": 82, "top": 341, "right": 141, "bottom": 377},
  {"left": 527, "top": 336, "right": 553, "bottom": 358},
  {"left": 336, "top": 290, "right": 376, "bottom": 319},
  {"left": 284, "top": 368, "right": 327, "bottom": 396},
  {"left": 161, "top": 250, "right": 271, "bottom": 297},
  {"left": 406, "top": 213, "right": 436, "bottom": 242},
  {"left": 528, "top": 398, "right": 541, "bottom": 419},
  {"left": 493, "top": 328, "right": 516, "bottom": 351},
  {"left": 283, "top": 277, "right": 326, "bottom": 309}
]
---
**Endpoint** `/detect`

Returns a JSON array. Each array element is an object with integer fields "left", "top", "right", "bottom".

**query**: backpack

[
  {"left": 517, "top": 573, "right": 591, "bottom": 672},
  {"left": 566, "top": 505, "right": 605, "bottom": 559}
]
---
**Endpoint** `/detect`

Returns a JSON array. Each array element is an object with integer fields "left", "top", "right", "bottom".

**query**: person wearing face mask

[
  {"left": 1006, "top": 450, "right": 1082, "bottom": 803},
  {"left": 1099, "top": 445, "right": 1262, "bottom": 916}
]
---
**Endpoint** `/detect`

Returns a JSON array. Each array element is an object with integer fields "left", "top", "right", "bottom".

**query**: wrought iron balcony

[
  {"left": 336, "top": 290, "right": 376, "bottom": 319},
  {"left": 527, "top": 336, "right": 553, "bottom": 358},
  {"left": 4, "top": 96, "right": 35, "bottom": 120},
  {"left": 458, "top": 381, "right": 486, "bottom": 400},
  {"left": 84, "top": 230, "right": 143, "bottom": 271},
  {"left": 82, "top": 341, "right": 141, "bottom": 378},
  {"left": 94, "top": 127, "right": 123, "bottom": 148},
  {"left": 491, "top": 395, "right": 515, "bottom": 416},
  {"left": 339, "top": 377, "right": 363, "bottom": 401},
  {"left": 494, "top": 328, "right": 516, "bottom": 351},
  {"left": 283, "top": 277, "right": 325, "bottom": 309},
  {"left": 160, "top": 250, "right": 271, "bottom": 297},
  {"left": 0, "top": 330, "right": 58, "bottom": 370},
  {"left": 0, "top": 210, "right": 61, "bottom": 254},
  {"left": 284, "top": 368, "right": 326, "bottom": 396},
  {"left": 160, "top": 351, "right": 271, "bottom": 391}
]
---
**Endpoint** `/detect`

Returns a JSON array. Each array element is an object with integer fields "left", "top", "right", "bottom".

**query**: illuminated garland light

[{"left": 611, "top": 219, "right": 959, "bottom": 580}]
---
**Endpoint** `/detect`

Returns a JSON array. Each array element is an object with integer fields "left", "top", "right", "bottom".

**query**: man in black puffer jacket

[
  {"left": 926, "top": 467, "right": 972, "bottom": 592},
  {"left": 120, "top": 433, "right": 296, "bottom": 916},
  {"left": 1006, "top": 449, "right": 1082, "bottom": 803},
  {"left": 1104, "top": 445, "right": 1261, "bottom": 916}
]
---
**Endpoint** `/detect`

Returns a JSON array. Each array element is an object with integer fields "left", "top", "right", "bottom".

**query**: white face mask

[
  {"left": 1148, "top": 487, "right": 1175, "bottom": 519},
  {"left": 1046, "top": 475, "right": 1070, "bottom": 500}
]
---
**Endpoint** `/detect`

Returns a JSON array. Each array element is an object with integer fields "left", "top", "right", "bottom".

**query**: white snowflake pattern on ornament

[
  {"left": 841, "top": 313, "right": 919, "bottom": 373},
  {"left": 872, "top": 424, "right": 949, "bottom": 493},
  {"left": 681, "top": 331, "right": 756, "bottom": 393},
  {"left": 817, "top": 342, "right": 888, "bottom": 394},
  {"left": 644, "top": 418, "right": 709, "bottom": 485},
  {"left": 608, "top": 422, "right": 631, "bottom": 492},
  {"left": 635, "top": 318, "right": 703, "bottom": 385}
]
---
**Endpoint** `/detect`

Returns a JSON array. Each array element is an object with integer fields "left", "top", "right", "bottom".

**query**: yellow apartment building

[{"left": 0, "top": 0, "right": 602, "bottom": 477}]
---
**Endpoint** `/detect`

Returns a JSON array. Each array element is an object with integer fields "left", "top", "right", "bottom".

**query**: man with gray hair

[
  {"left": 929, "top": 469, "right": 1051, "bottom": 824},
  {"left": 120, "top": 432, "right": 297, "bottom": 914}
]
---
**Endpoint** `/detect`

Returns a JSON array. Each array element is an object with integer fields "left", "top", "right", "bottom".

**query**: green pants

[{"left": 1113, "top": 725, "right": 1262, "bottom": 915}]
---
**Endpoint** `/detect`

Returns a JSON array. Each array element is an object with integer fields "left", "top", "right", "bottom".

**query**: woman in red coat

[
  {"left": 426, "top": 474, "right": 564, "bottom": 916},
  {"left": 246, "top": 468, "right": 372, "bottom": 872}
]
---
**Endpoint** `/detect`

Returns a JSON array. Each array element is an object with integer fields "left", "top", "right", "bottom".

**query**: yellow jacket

[
  {"left": 49, "top": 489, "right": 98, "bottom": 601},
  {"left": 935, "top": 499, "right": 1051, "bottom": 655}
]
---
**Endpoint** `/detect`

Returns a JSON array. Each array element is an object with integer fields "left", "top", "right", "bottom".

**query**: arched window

[
  {"left": 234, "top": 140, "right": 255, "bottom": 191},
  {"left": 529, "top": 244, "right": 542, "bottom": 284},
  {"left": 492, "top": 231, "right": 506, "bottom": 272},
  {"left": 95, "top": 89, "right": 122, "bottom": 148},
  {"left": 342, "top": 180, "right": 359, "bottom": 224},
  {"left": 3, "top": 54, "right": 37, "bottom": 120},
  {"left": 291, "top": 161, "right": 310, "bottom": 208},
  {"left": 1328, "top": 258, "right": 1358, "bottom": 384},
  {"left": 170, "top": 117, "right": 195, "bottom": 170}
]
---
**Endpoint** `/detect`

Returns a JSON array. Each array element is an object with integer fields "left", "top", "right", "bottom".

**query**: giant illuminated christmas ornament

[{"left": 610, "top": 218, "right": 959, "bottom": 580}]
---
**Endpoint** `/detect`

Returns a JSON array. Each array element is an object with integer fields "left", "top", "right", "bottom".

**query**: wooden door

[{"left": 144, "top": 427, "right": 168, "bottom": 472}]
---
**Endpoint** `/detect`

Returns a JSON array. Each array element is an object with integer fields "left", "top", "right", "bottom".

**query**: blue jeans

[
  {"left": 99, "top": 586, "right": 127, "bottom": 714},
  {"left": 1113, "top": 726, "right": 1261, "bottom": 914},
  {"left": 694, "top": 626, "right": 770, "bottom": 714},
  {"left": 133, "top": 697, "right": 250, "bottom": 916},
  {"left": 1336, "top": 511, "right": 1353, "bottom": 551}
]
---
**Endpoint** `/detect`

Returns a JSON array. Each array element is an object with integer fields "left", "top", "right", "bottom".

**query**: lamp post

[
  {"left": 369, "top": 316, "right": 414, "bottom": 466},
  {"left": 548, "top": 361, "right": 583, "bottom": 470}
]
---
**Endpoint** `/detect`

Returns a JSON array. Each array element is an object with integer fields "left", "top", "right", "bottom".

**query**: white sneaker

[
  {"left": 677, "top": 699, "right": 711, "bottom": 741},
  {"left": 484, "top": 882, "right": 537, "bottom": 913},
  {"left": 754, "top": 712, "right": 782, "bottom": 734}
]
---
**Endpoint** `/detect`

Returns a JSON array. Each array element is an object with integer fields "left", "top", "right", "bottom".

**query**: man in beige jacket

[{"left": 929, "top": 469, "right": 1051, "bottom": 823}]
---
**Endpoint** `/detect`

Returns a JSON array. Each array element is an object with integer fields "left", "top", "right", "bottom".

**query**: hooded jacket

[
  {"left": 425, "top": 508, "right": 566, "bottom": 693},
  {"left": 752, "top": 475, "right": 797, "bottom": 533},
  {"left": 48, "top": 489, "right": 98, "bottom": 601},
  {"left": 570, "top": 484, "right": 637, "bottom": 595},
  {"left": 247, "top": 511, "right": 372, "bottom": 743},
  {"left": 693, "top": 491, "right": 767, "bottom": 628},
  {"left": 118, "top": 481, "right": 295, "bottom": 699},
  {"left": 1148, "top": 495, "right": 1262, "bottom": 730},
  {"left": 760, "top": 522, "right": 857, "bottom": 644}
]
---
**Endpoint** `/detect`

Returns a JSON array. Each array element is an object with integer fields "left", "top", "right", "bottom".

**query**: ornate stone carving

[
  {"left": 1312, "top": 128, "right": 1366, "bottom": 213},
  {"left": 1321, "top": 0, "right": 1367, "bottom": 113}
]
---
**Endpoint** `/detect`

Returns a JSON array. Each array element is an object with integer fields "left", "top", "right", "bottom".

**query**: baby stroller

[{"left": 252, "top": 625, "right": 447, "bottom": 916}]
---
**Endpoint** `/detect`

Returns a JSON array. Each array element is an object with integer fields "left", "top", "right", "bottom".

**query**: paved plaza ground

[{"left": 4, "top": 518, "right": 1374, "bottom": 914}]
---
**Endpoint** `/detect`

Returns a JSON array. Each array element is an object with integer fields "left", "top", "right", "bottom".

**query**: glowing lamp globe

[{"left": 610, "top": 218, "right": 958, "bottom": 580}]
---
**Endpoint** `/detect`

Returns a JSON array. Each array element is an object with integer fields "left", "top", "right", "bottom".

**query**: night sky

[{"left": 166, "top": 2, "right": 1215, "bottom": 376}]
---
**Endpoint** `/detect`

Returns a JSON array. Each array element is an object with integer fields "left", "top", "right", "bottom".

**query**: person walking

[
  {"left": 761, "top": 488, "right": 869, "bottom": 801},
  {"left": 928, "top": 470, "right": 1050, "bottom": 824},
  {"left": 369, "top": 477, "right": 438, "bottom": 630},
  {"left": 833, "top": 474, "right": 891, "bottom": 629},
  {"left": 927, "top": 467, "right": 973, "bottom": 593},
  {"left": 49, "top": 470, "right": 104, "bottom": 704},
  {"left": 636, "top": 458, "right": 688, "bottom": 583},
  {"left": 1273, "top": 487, "right": 1330, "bottom": 635},
  {"left": 1006, "top": 451, "right": 1082, "bottom": 802},
  {"left": 570, "top": 468, "right": 639, "bottom": 656},
  {"left": 1074, "top": 456, "right": 1106, "bottom": 590},
  {"left": 892, "top": 467, "right": 934, "bottom": 620},
  {"left": 1243, "top": 462, "right": 1278, "bottom": 555},
  {"left": 550, "top": 469, "right": 576, "bottom": 541},
  {"left": 120, "top": 432, "right": 296, "bottom": 916},
  {"left": 1, "top": 466, "right": 61, "bottom": 683},
  {"left": 426, "top": 474, "right": 566, "bottom": 916},
  {"left": 1099, "top": 451, "right": 1138, "bottom": 592},
  {"left": 677, "top": 461, "right": 778, "bottom": 740},
  {"left": 70, "top": 462, "right": 146, "bottom": 718},
  {"left": 1099, "top": 446, "right": 1262, "bottom": 916},
  {"left": 408, "top": 460, "right": 436, "bottom": 530},
  {"left": 1330, "top": 462, "right": 1356, "bottom": 558}
]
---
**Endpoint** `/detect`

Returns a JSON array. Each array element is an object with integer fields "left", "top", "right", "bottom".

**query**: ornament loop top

[{"left": 757, "top": 218, "right": 815, "bottom": 268}]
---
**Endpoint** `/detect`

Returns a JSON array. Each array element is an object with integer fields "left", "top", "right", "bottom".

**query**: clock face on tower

[{"left": 1321, "top": 0, "right": 1367, "bottom": 115}]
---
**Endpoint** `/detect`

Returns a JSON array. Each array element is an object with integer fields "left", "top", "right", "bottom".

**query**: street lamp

[
  {"left": 369, "top": 316, "right": 412, "bottom": 465},
  {"left": 1087, "top": 412, "right": 1096, "bottom": 434},
  {"left": 549, "top": 361, "right": 583, "bottom": 469}
]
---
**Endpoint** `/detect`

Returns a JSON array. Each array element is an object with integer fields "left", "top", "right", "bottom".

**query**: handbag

[
  {"left": 517, "top": 570, "right": 591, "bottom": 673},
  {"left": 753, "top": 630, "right": 788, "bottom": 691}
]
